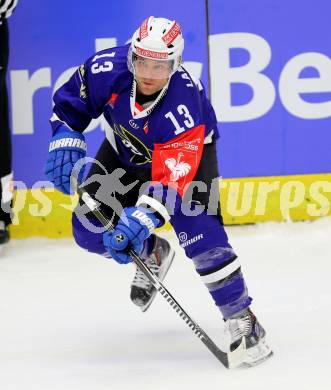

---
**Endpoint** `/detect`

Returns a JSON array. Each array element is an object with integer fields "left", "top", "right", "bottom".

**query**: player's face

[{"left": 134, "top": 56, "right": 172, "bottom": 95}]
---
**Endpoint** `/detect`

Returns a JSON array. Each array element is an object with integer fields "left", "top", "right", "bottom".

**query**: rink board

[{"left": 9, "top": 173, "right": 331, "bottom": 238}]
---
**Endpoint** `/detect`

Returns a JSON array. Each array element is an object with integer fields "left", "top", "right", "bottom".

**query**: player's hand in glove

[
  {"left": 44, "top": 124, "right": 87, "bottom": 194},
  {"left": 103, "top": 206, "right": 161, "bottom": 264}
]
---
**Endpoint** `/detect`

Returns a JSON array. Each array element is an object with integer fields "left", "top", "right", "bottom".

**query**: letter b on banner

[{"left": 209, "top": 33, "right": 276, "bottom": 122}]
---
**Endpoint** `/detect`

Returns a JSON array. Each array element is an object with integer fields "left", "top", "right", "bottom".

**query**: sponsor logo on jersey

[
  {"left": 165, "top": 153, "right": 192, "bottom": 182},
  {"left": 180, "top": 234, "right": 204, "bottom": 248},
  {"left": 129, "top": 119, "right": 140, "bottom": 130},
  {"left": 49, "top": 138, "right": 87, "bottom": 152},
  {"left": 132, "top": 210, "right": 156, "bottom": 233},
  {"left": 152, "top": 125, "right": 205, "bottom": 197},
  {"left": 178, "top": 231, "right": 188, "bottom": 242}
]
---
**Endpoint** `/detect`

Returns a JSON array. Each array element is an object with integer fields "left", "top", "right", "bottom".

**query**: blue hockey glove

[
  {"left": 103, "top": 206, "right": 161, "bottom": 264},
  {"left": 44, "top": 124, "right": 86, "bottom": 194}
]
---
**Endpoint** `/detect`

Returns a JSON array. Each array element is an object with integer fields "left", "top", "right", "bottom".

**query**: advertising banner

[{"left": 208, "top": 0, "right": 331, "bottom": 178}]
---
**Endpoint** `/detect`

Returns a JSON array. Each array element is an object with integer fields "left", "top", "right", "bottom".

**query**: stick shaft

[{"left": 78, "top": 187, "right": 229, "bottom": 368}]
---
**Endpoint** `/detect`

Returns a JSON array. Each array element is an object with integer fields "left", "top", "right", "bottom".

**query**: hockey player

[{"left": 45, "top": 16, "right": 272, "bottom": 367}]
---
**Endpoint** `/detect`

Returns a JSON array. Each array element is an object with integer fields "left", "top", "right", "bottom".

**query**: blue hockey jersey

[{"left": 52, "top": 44, "right": 219, "bottom": 198}]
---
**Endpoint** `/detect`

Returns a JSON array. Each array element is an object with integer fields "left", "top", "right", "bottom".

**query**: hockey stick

[{"left": 77, "top": 185, "right": 245, "bottom": 369}]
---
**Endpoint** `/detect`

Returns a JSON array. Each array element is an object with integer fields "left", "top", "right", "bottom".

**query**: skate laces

[
  {"left": 224, "top": 315, "right": 252, "bottom": 344},
  {"left": 132, "top": 255, "right": 160, "bottom": 289}
]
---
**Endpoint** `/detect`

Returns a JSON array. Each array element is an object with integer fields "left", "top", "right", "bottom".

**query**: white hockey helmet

[{"left": 128, "top": 16, "right": 184, "bottom": 78}]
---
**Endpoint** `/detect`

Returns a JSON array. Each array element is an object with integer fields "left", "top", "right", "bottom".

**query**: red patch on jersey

[
  {"left": 107, "top": 93, "right": 119, "bottom": 107},
  {"left": 152, "top": 125, "right": 205, "bottom": 197}
]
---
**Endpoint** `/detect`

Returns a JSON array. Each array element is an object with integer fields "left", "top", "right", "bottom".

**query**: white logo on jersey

[
  {"left": 180, "top": 234, "right": 204, "bottom": 248},
  {"left": 178, "top": 232, "right": 188, "bottom": 242},
  {"left": 165, "top": 152, "right": 191, "bottom": 181},
  {"left": 129, "top": 119, "right": 140, "bottom": 130}
]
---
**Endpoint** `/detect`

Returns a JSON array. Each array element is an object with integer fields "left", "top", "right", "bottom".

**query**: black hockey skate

[
  {"left": 0, "top": 221, "right": 9, "bottom": 246},
  {"left": 130, "top": 235, "right": 175, "bottom": 312},
  {"left": 223, "top": 308, "right": 273, "bottom": 368}
]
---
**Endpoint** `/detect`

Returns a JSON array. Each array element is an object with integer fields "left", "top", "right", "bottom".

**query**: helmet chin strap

[{"left": 130, "top": 76, "right": 170, "bottom": 119}]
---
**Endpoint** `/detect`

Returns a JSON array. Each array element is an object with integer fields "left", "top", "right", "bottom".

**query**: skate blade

[
  {"left": 240, "top": 350, "right": 274, "bottom": 368},
  {"left": 140, "top": 248, "right": 175, "bottom": 313},
  {"left": 227, "top": 337, "right": 247, "bottom": 369},
  {"left": 237, "top": 337, "right": 273, "bottom": 368}
]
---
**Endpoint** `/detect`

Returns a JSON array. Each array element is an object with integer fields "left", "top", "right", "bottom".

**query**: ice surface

[{"left": 1, "top": 218, "right": 331, "bottom": 390}]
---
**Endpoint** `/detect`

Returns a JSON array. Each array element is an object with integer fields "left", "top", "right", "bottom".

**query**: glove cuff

[
  {"left": 48, "top": 128, "right": 87, "bottom": 153},
  {"left": 136, "top": 195, "right": 170, "bottom": 226}
]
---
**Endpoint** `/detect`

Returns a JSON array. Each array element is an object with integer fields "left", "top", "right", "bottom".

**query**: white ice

[{"left": 1, "top": 218, "right": 331, "bottom": 390}]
